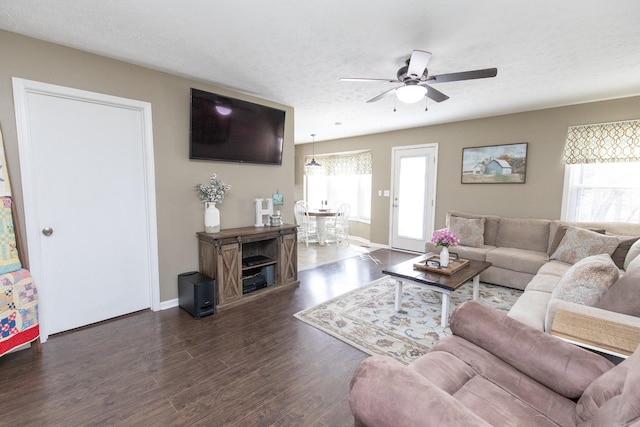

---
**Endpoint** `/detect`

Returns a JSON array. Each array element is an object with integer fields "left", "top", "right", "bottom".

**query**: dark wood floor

[{"left": 0, "top": 249, "right": 414, "bottom": 426}]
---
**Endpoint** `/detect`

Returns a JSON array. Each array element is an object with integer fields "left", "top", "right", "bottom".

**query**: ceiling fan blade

[
  {"left": 366, "top": 86, "right": 402, "bottom": 103},
  {"left": 406, "top": 50, "right": 432, "bottom": 78},
  {"left": 340, "top": 77, "right": 400, "bottom": 83},
  {"left": 428, "top": 68, "right": 498, "bottom": 84},
  {"left": 425, "top": 85, "right": 449, "bottom": 102}
]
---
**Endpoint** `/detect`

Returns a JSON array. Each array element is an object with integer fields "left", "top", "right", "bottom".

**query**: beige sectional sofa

[
  {"left": 425, "top": 210, "right": 640, "bottom": 336},
  {"left": 425, "top": 211, "right": 640, "bottom": 290}
]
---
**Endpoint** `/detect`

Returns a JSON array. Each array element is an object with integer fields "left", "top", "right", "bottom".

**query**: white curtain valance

[
  {"left": 305, "top": 151, "right": 372, "bottom": 176},
  {"left": 563, "top": 119, "right": 640, "bottom": 164}
]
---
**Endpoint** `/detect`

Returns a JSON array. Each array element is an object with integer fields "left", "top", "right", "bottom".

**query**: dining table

[{"left": 306, "top": 209, "right": 337, "bottom": 246}]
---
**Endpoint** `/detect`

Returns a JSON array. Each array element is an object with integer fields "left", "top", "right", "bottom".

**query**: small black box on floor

[{"left": 178, "top": 271, "right": 216, "bottom": 319}]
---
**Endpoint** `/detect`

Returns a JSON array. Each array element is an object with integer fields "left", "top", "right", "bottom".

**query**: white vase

[
  {"left": 204, "top": 202, "right": 220, "bottom": 232},
  {"left": 440, "top": 246, "right": 450, "bottom": 268}
]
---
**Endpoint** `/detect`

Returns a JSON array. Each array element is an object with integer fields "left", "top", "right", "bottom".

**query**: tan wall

[
  {"left": 0, "top": 30, "right": 295, "bottom": 302},
  {"left": 347, "top": 220, "right": 370, "bottom": 241},
  {"left": 295, "top": 96, "right": 640, "bottom": 245}
]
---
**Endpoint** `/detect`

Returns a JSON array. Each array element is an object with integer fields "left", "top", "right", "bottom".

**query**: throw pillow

[
  {"left": 611, "top": 237, "right": 640, "bottom": 269},
  {"left": 547, "top": 225, "right": 606, "bottom": 256},
  {"left": 550, "top": 227, "right": 620, "bottom": 265},
  {"left": 548, "top": 225, "right": 569, "bottom": 256},
  {"left": 551, "top": 254, "right": 619, "bottom": 306},
  {"left": 449, "top": 216, "right": 485, "bottom": 248},
  {"left": 624, "top": 238, "right": 640, "bottom": 270},
  {"left": 594, "top": 267, "right": 640, "bottom": 316}
]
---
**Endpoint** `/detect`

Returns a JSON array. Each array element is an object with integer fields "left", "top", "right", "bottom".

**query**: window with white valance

[
  {"left": 304, "top": 151, "right": 372, "bottom": 222},
  {"left": 561, "top": 120, "right": 640, "bottom": 223}
]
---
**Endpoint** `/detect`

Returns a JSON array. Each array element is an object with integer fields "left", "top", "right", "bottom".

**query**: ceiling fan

[{"left": 341, "top": 50, "right": 497, "bottom": 105}]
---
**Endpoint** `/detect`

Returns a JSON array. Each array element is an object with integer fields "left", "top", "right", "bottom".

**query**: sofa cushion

[
  {"left": 447, "top": 211, "right": 501, "bottom": 246},
  {"left": 594, "top": 266, "right": 640, "bottom": 317},
  {"left": 576, "top": 348, "right": 640, "bottom": 426},
  {"left": 551, "top": 254, "right": 619, "bottom": 306},
  {"left": 449, "top": 216, "right": 485, "bottom": 247},
  {"left": 485, "top": 247, "right": 549, "bottom": 275},
  {"left": 536, "top": 260, "right": 572, "bottom": 278},
  {"left": 575, "top": 355, "right": 627, "bottom": 424},
  {"left": 430, "top": 335, "right": 577, "bottom": 427},
  {"left": 450, "top": 301, "right": 614, "bottom": 400},
  {"left": 410, "top": 350, "right": 477, "bottom": 394},
  {"left": 496, "top": 218, "right": 550, "bottom": 253},
  {"left": 627, "top": 253, "right": 640, "bottom": 272},
  {"left": 618, "top": 348, "right": 640, "bottom": 426},
  {"left": 624, "top": 238, "right": 640, "bottom": 270},
  {"left": 525, "top": 274, "right": 562, "bottom": 293},
  {"left": 508, "top": 290, "right": 552, "bottom": 330},
  {"left": 426, "top": 243, "right": 494, "bottom": 262},
  {"left": 550, "top": 227, "right": 620, "bottom": 264},
  {"left": 349, "top": 355, "right": 491, "bottom": 427},
  {"left": 480, "top": 267, "right": 533, "bottom": 291},
  {"left": 448, "top": 245, "right": 494, "bottom": 262},
  {"left": 453, "top": 375, "right": 562, "bottom": 427},
  {"left": 611, "top": 236, "right": 640, "bottom": 269}
]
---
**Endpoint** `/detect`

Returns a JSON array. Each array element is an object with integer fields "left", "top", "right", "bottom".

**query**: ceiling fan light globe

[{"left": 396, "top": 85, "right": 427, "bottom": 103}]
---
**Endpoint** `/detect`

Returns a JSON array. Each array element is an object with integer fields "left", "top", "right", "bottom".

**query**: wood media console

[{"left": 197, "top": 224, "right": 299, "bottom": 311}]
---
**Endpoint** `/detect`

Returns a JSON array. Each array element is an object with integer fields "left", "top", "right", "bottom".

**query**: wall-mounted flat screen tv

[{"left": 190, "top": 88, "right": 285, "bottom": 165}]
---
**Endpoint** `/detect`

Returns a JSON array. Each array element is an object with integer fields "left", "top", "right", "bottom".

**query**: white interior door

[
  {"left": 390, "top": 144, "right": 438, "bottom": 252},
  {"left": 13, "top": 78, "right": 159, "bottom": 340}
]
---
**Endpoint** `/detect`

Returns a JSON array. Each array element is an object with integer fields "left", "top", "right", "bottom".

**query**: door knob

[{"left": 42, "top": 227, "right": 54, "bottom": 236}]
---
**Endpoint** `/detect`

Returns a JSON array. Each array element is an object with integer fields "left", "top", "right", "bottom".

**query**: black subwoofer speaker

[{"left": 178, "top": 272, "right": 216, "bottom": 319}]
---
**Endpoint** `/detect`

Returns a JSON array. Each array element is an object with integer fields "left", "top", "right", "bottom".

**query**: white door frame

[
  {"left": 12, "top": 78, "right": 160, "bottom": 342},
  {"left": 389, "top": 143, "right": 438, "bottom": 251}
]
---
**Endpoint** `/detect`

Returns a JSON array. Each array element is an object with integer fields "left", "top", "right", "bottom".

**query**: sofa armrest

[
  {"left": 424, "top": 241, "right": 441, "bottom": 254},
  {"left": 349, "top": 355, "right": 490, "bottom": 427},
  {"left": 547, "top": 300, "right": 640, "bottom": 357},
  {"left": 450, "top": 301, "right": 614, "bottom": 399},
  {"left": 424, "top": 228, "right": 447, "bottom": 253}
]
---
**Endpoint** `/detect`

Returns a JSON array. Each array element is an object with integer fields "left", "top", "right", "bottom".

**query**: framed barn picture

[{"left": 461, "top": 142, "right": 528, "bottom": 184}]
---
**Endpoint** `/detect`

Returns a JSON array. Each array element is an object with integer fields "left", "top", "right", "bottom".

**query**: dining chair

[
  {"left": 294, "top": 201, "right": 317, "bottom": 247},
  {"left": 329, "top": 203, "right": 351, "bottom": 247}
]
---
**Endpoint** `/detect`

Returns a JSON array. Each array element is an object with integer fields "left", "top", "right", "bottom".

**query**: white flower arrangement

[{"left": 195, "top": 174, "right": 231, "bottom": 205}]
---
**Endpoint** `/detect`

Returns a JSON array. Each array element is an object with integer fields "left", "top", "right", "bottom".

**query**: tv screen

[{"left": 190, "top": 88, "right": 285, "bottom": 165}]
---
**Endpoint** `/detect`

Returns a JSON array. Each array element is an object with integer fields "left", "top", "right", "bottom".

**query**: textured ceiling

[{"left": 1, "top": 0, "right": 640, "bottom": 143}]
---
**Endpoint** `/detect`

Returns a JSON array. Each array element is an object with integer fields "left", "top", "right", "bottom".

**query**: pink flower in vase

[{"left": 431, "top": 229, "right": 460, "bottom": 248}]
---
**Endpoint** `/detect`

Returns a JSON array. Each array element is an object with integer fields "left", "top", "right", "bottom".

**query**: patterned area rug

[{"left": 294, "top": 276, "right": 522, "bottom": 364}]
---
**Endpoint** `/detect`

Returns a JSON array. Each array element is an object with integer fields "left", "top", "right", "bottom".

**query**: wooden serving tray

[{"left": 413, "top": 255, "right": 470, "bottom": 275}]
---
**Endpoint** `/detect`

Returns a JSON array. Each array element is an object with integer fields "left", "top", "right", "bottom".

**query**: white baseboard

[
  {"left": 348, "top": 235, "right": 389, "bottom": 249},
  {"left": 159, "top": 298, "right": 179, "bottom": 311}
]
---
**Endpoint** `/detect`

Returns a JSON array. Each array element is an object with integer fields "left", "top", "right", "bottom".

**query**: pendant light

[{"left": 306, "top": 133, "right": 321, "bottom": 167}]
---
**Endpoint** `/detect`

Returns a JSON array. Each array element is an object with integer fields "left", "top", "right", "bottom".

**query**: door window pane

[{"left": 398, "top": 156, "right": 426, "bottom": 238}]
